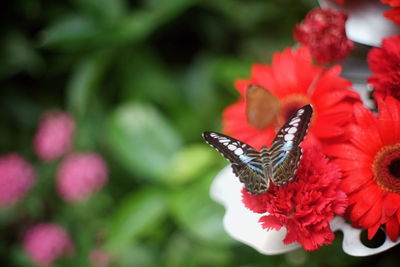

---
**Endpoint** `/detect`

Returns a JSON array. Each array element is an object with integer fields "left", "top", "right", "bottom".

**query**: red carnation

[
  {"left": 294, "top": 8, "right": 354, "bottom": 64},
  {"left": 381, "top": 0, "right": 400, "bottom": 25},
  {"left": 367, "top": 35, "right": 400, "bottom": 101},
  {"left": 222, "top": 46, "right": 360, "bottom": 151},
  {"left": 242, "top": 147, "right": 347, "bottom": 251},
  {"left": 325, "top": 97, "right": 400, "bottom": 241}
]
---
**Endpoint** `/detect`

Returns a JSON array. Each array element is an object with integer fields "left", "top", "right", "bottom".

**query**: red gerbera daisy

[
  {"left": 222, "top": 46, "right": 360, "bottom": 150},
  {"left": 381, "top": 0, "right": 400, "bottom": 25},
  {"left": 325, "top": 96, "right": 400, "bottom": 241},
  {"left": 294, "top": 8, "right": 354, "bottom": 64},
  {"left": 242, "top": 147, "right": 347, "bottom": 251},
  {"left": 367, "top": 35, "right": 400, "bottom": 101}
]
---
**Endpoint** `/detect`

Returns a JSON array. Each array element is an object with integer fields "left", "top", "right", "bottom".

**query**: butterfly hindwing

[
  {"left": 269, "top": 146, "right": 302, "bottom": 185},
  {"left": 268, "top": 105, "right": 313, "bottom": 185},
  {"left": 202, "top": 131, "right": 269, "bottom": 194},
  {"left": 231, "top": 164, "right": 269, "bottom": 195}
]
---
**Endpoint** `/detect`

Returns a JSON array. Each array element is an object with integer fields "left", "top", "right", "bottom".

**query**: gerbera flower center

[
  {"left": 389, "top": 158, "right": 400, "bottom": 178},
  {"left": 373, "top": 143, "right": 400, "bottom": 193},
  {"left": 278, "top": 94, "right": 311, "bottom": 126}
]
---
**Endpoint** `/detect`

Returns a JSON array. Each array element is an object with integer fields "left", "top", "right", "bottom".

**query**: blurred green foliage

[{"left": 1, "top": 0, "right": 399, "bottom": 266}]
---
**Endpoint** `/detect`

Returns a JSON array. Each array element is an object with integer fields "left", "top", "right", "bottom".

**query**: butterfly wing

[
  {"left": 202, "top": 131, "right": 269, "bottom": 194},
  {"left": 246, "top": 85, "right": 280, "bottom": 129},
  {"left": 268, "top": 105, "right": 313, "bottom": 185}
]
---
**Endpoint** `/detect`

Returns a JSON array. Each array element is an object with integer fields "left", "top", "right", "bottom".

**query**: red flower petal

[
  {"left": 348, "top": 193, "right": 383, "bottom": 225},
  {"left": 384, "top": 8, "right": 400, "bottom": 25},
  {"left": 367, "top": 35, "right": 400, "bottom": 100},
  {"left": 259, "top": 215, "right": 283, "bottom": 231},
  {"left": 340, "top": 170, "right": 372, "bottom": 194},
  {"left": 354, "top": 192, "right": 383, "bottom": 228},
  {"left": 353, "top": 102, "right": 377, "bottom": 129},
  {"left": 326, "top": 144, "right": 370, "bottom": 162},
  {"left": 368, "top": 223, "right": 381, "bottom": 240},
  {"left": 381, "top": 0, "right": 400, "bottom": 7},
  {"left": 347, "top": 124, "right": 382, "bottom": 156},
  {"left": 386, "top": 216, "right": 400, "bottom": 241},
  {"left": 382, "top": 193, "right": 400, "bottom": 220}
]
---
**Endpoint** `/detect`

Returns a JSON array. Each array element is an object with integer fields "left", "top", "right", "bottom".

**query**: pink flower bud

[
  {"left": 0, "top": 153, "right": 35, "bottom": 208},
  {"left": 33, "top": 111, "right": 75, "bottom": 162},
  {"left": 23, "top": 223, "right": 74, "bottom": 266},
  {"left": 57, "top": 153, "right": 108, "bottom": 203}
]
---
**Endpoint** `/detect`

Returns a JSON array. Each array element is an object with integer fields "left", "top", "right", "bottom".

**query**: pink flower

[
  {"left": 242, "top": 147, "right": 347, "bottom": 251},
  {"left": 0, "top": 153, "right": 35, "bottom": 208},
  {"left": 23, "top": 223, "right": 74, "bottom": 266},
  {"left": 57, "top": 153, "right": 108, "bottom": 203},
  {"left": 33, "top": 110, "right": 75, "bottom": 162}
]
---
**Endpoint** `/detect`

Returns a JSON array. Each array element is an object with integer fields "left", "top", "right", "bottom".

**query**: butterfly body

[{"left": 203, "top": 104, "right": 313, "bottom": 195}]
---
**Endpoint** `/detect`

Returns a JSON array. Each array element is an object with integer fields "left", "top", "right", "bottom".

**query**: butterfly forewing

[
  {"left": 268, "top": 105, "right": 313, "bottom": 185},
  {"left": 202, "top": 132, "right": 269, "bottom": 194},
  {"left": 273, "top": 105, "right": 313, "bottom": 147}
]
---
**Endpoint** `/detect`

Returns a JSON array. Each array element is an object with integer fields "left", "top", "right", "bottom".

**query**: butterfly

[{"left": 202, "top": 104, "right": 313, "bottom": 195}]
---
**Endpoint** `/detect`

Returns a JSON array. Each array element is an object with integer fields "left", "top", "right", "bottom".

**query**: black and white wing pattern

[
  {"left": 202, "top": 132, "right": 269, "bottom": 194},
  {"left": 266, "top": 104, "right": 313, "bottom": 186},
  {"left": 203, "top": 104, "right": 313, "bottom": 195}
]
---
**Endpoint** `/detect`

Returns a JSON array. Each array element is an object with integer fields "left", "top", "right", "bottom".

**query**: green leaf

[
  {"left": 71, "top": 0, "right": 125, "bottom": 24},
  {"left": 118, "top": 48, "right": 180, "bottom": 109},
  {"left": 67, "top": 50, "right": 114, "bottom": 118},
  {"left": 184, "top": 53, "right": 218, "bottom": 114},
  {"left": 188, "top": 245, "right": 233, "bottom": 267},
  {"left": 116, "top": 243, "right": 161, "bottom": 267},
  {"left": 41, "top": 1, "right": 195, "bottom": 51},
  {"left": 0, "top": 31, "right": 44, "bottom": 78},
  {"left": 163, "top": 233, "right": 233, "bottom": 267},
  {"left": 163, "top": 233, "right": 193, "bottom": 267},
  {"left": 106, "top": 103, "right": 182, "bottom": 180},
  {"left": 170, "top": 172, "right": 233, "bottom": 246},
  {"left": 11, "top": 245, "right": 35, "bottom": 267},
  {"left": 163, "top": 144, "right": 223, "bottom": 186},
  {"left": 40, "top": 14, "right": 99, "bottom": 50},
  {"left": 214, "top": 57, "right": 251, "bottom": 90},
  {"left": 106, "top": 188, "right": 168, "bottom": 253}
]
